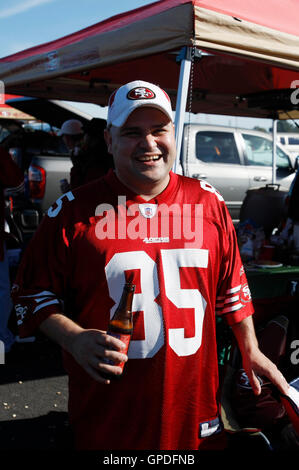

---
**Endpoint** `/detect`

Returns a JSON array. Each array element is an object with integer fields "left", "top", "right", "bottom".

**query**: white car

[{"left": 277, "top": 133, "right": 299, "bottom": 161}]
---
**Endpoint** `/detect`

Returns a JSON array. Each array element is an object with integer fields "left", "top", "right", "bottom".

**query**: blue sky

[
  {"left": 0, "top": 0, "right": 273, "bottom": 130},
  {"left": 0, "top": 0, "right": 152, "bottom": 58}
]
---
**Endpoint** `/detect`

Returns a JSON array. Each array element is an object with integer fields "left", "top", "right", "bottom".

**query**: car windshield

[{"left": 243, "top": 133, "right": 290, "bottom": 168}]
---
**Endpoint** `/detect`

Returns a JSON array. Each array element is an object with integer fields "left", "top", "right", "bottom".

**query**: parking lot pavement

[{"left": 0, "top": 334, "right": 72, "bottom": 450}]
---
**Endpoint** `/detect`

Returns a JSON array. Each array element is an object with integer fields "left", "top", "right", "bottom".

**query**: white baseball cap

[
  {"left": 107, "top": 80, "right": 173, "bottom": 128},
  {"left": 60, "top": 119, "right": 84, "bottom": 135}
]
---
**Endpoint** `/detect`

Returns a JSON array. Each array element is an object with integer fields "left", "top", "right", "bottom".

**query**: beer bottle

[{"left": 105, "top": 281, "right": 135, "bottom": 375}]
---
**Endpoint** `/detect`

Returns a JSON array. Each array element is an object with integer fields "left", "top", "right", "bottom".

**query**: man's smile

[{"left": 135, "top": 155, "right": 162, "bottom": 163}]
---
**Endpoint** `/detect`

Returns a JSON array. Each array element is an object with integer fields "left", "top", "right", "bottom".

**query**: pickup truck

[
  {"left": 179, "top": 124, "right": 297, "bottom": 223},
  {"left": 3, "top": 96, "right": 91, "bottom": 213},
  {"left": 28, "top": 123, "right": 297, "bottom": 222},
  {"left": 29, "top": 153, "right": 72, "bottom": 212}
]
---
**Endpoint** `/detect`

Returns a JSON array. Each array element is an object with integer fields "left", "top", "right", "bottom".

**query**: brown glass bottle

[{"left": 104, "top": 281, "right": 135, "bottom": 376}]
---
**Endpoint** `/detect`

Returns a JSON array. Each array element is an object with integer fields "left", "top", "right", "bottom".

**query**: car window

[
  {"left": 195, "top": 131, "right": 239, "bottom": 164},
  {"left": 279, "top": 136, "right": 286, "bottom": 145},
  {"left": 289, "top": 137, "right": 299, "bottom": 145},
  {"left": 243, "top": 134, "right": 290, "bottom": 168}
]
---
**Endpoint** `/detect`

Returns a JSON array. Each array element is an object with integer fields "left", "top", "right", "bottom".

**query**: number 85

[{"left": 105, "top": 248, "right": 208, "bottom": 359}]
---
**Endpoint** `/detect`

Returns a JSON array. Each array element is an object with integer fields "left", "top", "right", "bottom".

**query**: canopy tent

[
  {"left": 0, "top": 95, "right": 34, "bottom": 120},
  {"left": 1, "top": 0, "right": 299, "bottom": 174},
  {"left": 0, "top": 0, "right": 298, "bottom": 114},
  {"left": 4, "top": 96, "right": 94, "bottom": 128}
]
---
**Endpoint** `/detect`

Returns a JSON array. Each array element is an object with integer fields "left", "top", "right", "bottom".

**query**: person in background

[
  {"left": 12, "top": 80, "right": 290, "bottom": 450},
  {"left": 71, "top": 118, "right": 114, "bottom": 189},
  {"left": 60, "top": 118, "right": 113, "bottom": 192},
  {"left": 0, "top": 146, "right": 24, "bottom": 352},
  {"left": 59, "top": 119, "right": 84, "bottom": 193},
  {"left": 60, "top": 119, "right": 84, "bottom": 154}
]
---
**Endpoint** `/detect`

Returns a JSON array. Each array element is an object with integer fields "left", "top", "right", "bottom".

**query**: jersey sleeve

[
  {"left": 215, "top": 204, "right": 254, "bottom": 326},
  {"left": 11, "top": 196, "right": 73, "bottom": 337}
]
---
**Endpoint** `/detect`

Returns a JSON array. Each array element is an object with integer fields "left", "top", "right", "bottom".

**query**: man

[
  {"left": 12, "top": 80, "right": 289, "bottom": 450},
  {"left": 0, "top": 146, "right": 24, "bottom": 352},
  {"left": 59, "top": 119, "right": 84, "bottom": 192},
  {"left": 60, "top": 118, "right": 112, "bottom": 191},
  {"left": 60, "top": 119, "right": 84, "bottom": 153}
]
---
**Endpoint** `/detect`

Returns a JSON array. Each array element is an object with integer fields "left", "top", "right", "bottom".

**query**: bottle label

[{"left": 105, "top": 332, "right": 131, "bottom": 371}]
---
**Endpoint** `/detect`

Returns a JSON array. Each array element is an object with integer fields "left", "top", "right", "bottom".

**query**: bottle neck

[{"left": 116, "top": 282, "right": 135, "bottom": 318}]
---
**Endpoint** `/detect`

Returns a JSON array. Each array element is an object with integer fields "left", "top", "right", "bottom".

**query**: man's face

[
  {"left": 105, "top": 107, "right": 176, "bottom": 197},
  {"left": 62, "top": 134, "right": 76, "bottom": 151}
]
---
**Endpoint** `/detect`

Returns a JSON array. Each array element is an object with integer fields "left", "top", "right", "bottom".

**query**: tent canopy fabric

[
  {"left": 0, "top": 0, "right": 299, "bottom": 118},
  {"left": 0, "top": 94, "right": 34, "bottom": 120}
]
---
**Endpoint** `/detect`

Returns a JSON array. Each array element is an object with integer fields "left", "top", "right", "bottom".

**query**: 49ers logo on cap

[{"left": 127, "top": 87, "right": 156, "bottom": 100}]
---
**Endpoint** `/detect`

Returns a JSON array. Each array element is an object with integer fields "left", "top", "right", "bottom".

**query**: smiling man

[
  {"left": 104, "top": 82, "right": 176, "bottom": 199},
  {"left": 12, "top": 80, "right": 289, "bottom": 451}
]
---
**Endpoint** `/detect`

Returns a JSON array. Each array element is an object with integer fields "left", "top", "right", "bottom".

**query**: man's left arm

[{"left": 231, "top": 315, "right": 290, "bottom": 396}]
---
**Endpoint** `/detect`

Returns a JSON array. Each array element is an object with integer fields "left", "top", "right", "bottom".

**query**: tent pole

[
  {"left": 173, "top": 47, "right": 192, "bottom": 174},
  {"left": 272, "top": 119, "right": 277, "bottom": 184}
]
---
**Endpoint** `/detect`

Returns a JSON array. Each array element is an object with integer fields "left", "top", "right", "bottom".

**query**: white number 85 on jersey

[{"left": 105, "top": 248, "right": 208, "bottom": 359}]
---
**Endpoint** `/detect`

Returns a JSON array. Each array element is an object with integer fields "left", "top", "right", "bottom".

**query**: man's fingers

[
  {"left": 266, "top": 368, "right": 289, "bottom": 395},
  {"left": 246, "top": 357, "right": 290, "bottom": 396},
  {"left": 86, "top": 360, "right": 123, "bottom": 384},
  {"left": 70, "top": 329, "right": 129, "bottom": 383},
  {"left": 91, "top": 349, "right": 128, "bottom": 368},
  {"left": 246, "top": 369, "right": 262, "bottom": 396},
  {"left": 99, "top": 332, "right": 127, "bottom": 351},
  {"left": 84, "top": 364, "right": 110, "bottom": 384}
]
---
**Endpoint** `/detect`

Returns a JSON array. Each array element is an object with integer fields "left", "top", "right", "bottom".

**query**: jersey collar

[{"left": 104, "top": 169, "right": 180, "bottom": 204}]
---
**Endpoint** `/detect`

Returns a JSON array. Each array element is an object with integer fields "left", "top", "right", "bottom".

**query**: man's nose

[{"left": 139, "top": 133, "right": 158, "bottom": 151}]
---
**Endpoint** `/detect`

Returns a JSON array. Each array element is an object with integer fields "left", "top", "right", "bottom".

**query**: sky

[{"left": 0, "top": 0, "right": 274, "bottom": 130}]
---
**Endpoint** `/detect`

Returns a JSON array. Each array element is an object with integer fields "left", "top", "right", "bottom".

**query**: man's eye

[
  {"left": 153, "top": 129, "right": 167, "bottom": 135},
  {"left": 122, "top": 130, "right": 140, "bottom": 137}
]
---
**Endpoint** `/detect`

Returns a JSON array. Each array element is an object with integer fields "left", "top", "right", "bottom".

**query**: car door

[
  {"left": 241, "top": 132, "right": 295, "bottom": 190},
  {"left": 183, "top": 128, "right": 250, "bottom": 222}
]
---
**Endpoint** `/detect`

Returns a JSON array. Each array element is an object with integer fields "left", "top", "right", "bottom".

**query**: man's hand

[
  {"left": 69, "top": 328, "right": 128, "bottom": 384},
  {"left": 240, "top": 345, "right": 289, "bottom": 396},
  {"left": 39, "top": 313, "right": 128, "bottom": 384},
  {"left": 231, "top": 315, "right": 289, "bottom": 396}
]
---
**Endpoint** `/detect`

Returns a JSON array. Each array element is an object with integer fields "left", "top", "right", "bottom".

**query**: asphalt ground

[
  {"left": 0, "top": 333, "right": 72, "bottom": 452},
  {"left": 0, "top": 322, "right": 297, "bottom": 461},
  {"left": 0, "top": 339, "right": 297, "bottom": 468}
]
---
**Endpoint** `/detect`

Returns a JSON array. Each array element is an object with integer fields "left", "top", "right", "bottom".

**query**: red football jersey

[{"left": 13, "top": 170, "right": 254, "bottom": 450}]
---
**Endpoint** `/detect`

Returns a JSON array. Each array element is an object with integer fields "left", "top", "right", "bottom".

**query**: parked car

[
  {"left": 180, "top": 124, "right": 297, "bottom": 222},
  {"left": 277, "top": 133, "right": 299, "bottom": 161},
  {"left": 3, "top": 97, "right": 93, "bottom": 213},
  {"left": 29, "top": 153, "right": 72, "bottom": 212},
  {"left": 1, "top": 120, "right": 71, "bottom": 209}
]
